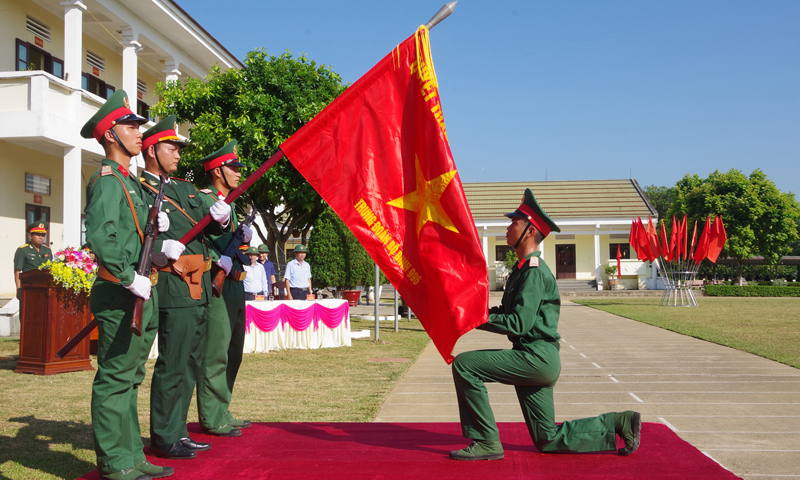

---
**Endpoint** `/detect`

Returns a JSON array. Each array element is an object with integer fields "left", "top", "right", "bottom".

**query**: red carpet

[{"left": 78, "top": 422, "right": 741, "bottom": 479}]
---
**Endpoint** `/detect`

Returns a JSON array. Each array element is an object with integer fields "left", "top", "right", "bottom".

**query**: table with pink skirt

[{"left": 149, "top": 299, "right": 350, "bottom": 358}]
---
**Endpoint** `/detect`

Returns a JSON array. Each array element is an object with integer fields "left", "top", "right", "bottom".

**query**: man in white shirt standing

[
  {"left": 242, "top": 247, "right": 268, "bottom": 301},
  {"left": 284, "top": 244, "right": 312, "bottom": 300}
]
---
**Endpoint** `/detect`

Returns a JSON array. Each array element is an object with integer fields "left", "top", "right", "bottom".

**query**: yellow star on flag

[{"left": 387, "top": 155, "right": 459, "bottom": 235}]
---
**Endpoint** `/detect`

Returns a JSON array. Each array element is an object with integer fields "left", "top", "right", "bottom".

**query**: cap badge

[
  {"left": 233, "top": 145, "right": 237, "bottom": 155},
  {"left": 123, "top": 96, "right": 130, "bottom": 109},
  {"left": 174, "top": 122, "right": 179, "bottom": 131},
  {"left": 38, "top": 223, "right": 44, "bottom": 228}
]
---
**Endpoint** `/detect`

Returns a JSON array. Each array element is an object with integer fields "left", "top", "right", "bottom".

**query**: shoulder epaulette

[
  {"left": 200, "top": 189, "right": 213, "bottom": 194},
  {"left": 100, "top": 165, "right": 113, "bottom": 176},
  {"left": 19, "top": 244, "right": 28, "bottom": 249},
  {"left": 529, "top": 256, "right": 539, "bottom": 268},
  {"left": 171, "top": 177, "right": 191, "bottom": 183}
]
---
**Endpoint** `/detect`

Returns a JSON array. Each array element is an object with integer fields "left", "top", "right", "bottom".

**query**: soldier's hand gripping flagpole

[
  {"left": 211, "top": 202, "right": 259, "bottom": 297},
  {"left": 155, "top": 150, "right": 285, "bottom": 255}
]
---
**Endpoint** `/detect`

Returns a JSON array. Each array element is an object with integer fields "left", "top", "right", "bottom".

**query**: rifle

[
  {"left": 57, "top": 175, "right": 167, "bottom": 357},
  {"left": 131, "top": 176, "right": 168, "bottom": 335},
  {"left": 211, "top": 203, "right": 258, "bottom": 297}
]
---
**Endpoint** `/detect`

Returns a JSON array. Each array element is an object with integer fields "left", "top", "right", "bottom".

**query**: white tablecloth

[{"left": 149, "top": 299, "right": 350, "bottom": 359}]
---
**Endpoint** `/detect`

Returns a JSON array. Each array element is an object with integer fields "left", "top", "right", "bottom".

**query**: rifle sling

[{"left": 90, "top": 173, "right": 144, "bottom": 244}]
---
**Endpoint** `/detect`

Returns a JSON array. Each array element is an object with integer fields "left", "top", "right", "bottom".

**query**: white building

[
  {"left": 463, "top": 180, "right": 659, "bottom": 291},
  {"left": 0, "top": 0, "right": 242, "bottom": 299}
]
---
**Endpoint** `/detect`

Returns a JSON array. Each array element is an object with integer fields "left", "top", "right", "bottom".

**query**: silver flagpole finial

[{"left": 425, "top": 1, "right": 457, "bottom": 30}]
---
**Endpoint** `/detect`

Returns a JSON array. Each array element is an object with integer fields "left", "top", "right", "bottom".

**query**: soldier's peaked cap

[
  {"left": 80, "top": 90, "right": 147, "bottom": 142},
  {"left": 142, "top": 115, "right": 189, "bottom": 150},
  {"left": 505, "top": 188, "right": 561, "bottom": 237},
  {"left": 198, "top": 140, "right": 245, "bottom": 171},
  {"left": 28, "top": 220, "right": 48, "bottom": 234}
]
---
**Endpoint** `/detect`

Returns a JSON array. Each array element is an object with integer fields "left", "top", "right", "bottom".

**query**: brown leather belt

[
  {"left": 158, "top": 254, "right": 212, "bottom": 300},
  {"left": 97, "top": 265, "right": 121, "bottom": 284},
  {"left": 98, "top": 265, "right": 158, "bottom": 286}
]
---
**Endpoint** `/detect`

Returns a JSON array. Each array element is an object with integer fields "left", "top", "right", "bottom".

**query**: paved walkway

[{"left": 375, "top": 295, "right": 800, "bottom": 480}]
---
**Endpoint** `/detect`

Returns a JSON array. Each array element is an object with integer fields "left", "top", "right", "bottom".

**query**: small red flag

[
  {"left": 637, "top": 217, "right": 653, "bottom": 261},
  {"left": 280, "top": 27, "right": 488, "bottom": 363},
  {"left": 681, "top": 214, "right": 689, "bottom": 259},
  {"left": 670, "top": 215, "right": 680, "bottom": 261},
  {"left": 660, "top": 220, "right": 671, "bottom": 262},
  {"left": 629, "top": 219, "right": 639, "bottom": 259},
  {"left": 693, "top": 217, "right": 712, "bottom": 262},
  {"left": 616, "top": 243, "right": 622, "bottom": 279},
  {"left": 647, "top": 216, "right": 662, "bottom": 258},
  {"left": 707, "top": 216, "right": 727, "bottom": 263},
  {"left": 689, "top": 219, "right": 698, "bottom": 261}
]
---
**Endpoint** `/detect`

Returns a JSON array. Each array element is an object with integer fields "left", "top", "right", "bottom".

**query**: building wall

[
  {"left": 0, "top": 140, "right": 64, "bottom": 296},
  {"left": 0, "top": 0, "right": 66, "bottom": 73}
]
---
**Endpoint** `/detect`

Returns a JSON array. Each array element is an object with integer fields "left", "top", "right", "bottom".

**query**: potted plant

[{"left": 603, "top": 264, "right": 618, "bottom": 290}]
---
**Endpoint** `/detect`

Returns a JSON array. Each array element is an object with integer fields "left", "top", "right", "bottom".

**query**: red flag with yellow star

[{"left": 280, "top": 27, "right": 488, "bottom": 363}]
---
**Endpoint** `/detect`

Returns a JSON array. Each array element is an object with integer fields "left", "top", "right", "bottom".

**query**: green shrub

[{"left": 704, "top": 285, "right": 800, "bottom": 297}]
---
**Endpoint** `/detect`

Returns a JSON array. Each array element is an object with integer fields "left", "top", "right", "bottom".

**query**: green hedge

[{"left": 704, "top": 285, "right": 800, "bottom": 297}]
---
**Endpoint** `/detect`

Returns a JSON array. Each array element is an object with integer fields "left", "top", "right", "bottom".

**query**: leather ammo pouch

[{"left": 160, "top": 254, "right": 209, "bottom": 300}]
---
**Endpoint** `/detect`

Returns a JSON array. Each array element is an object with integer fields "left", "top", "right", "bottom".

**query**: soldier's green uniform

[
  {"left": 80, "top": 90, "right": 161, "bottom": 478},
  {"left": 139, "top": 118, "right": 227, "bottom": 451},
  {"left": 195, "top": 140, "right": 251, "bottom": 432},
  {"left": 451, "top": 189, "right": 640, "bottom": 460},
  {"left": 14, "top": 222, "right": 52, "bottom": 272}
]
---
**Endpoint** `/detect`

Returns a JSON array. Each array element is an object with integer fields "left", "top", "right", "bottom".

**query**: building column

[
  {"left": 481, "top": 226, "right": 489, "bottom": 266},
  {"left": 122, "top": 29, "right": 142, "bottom": 173},
  {"left": 594, "top": 225, "right": 601, "bottom": 288},
  {"left": 63, "top": 147, "right": 82, "bottom": 247},
  {"left": 61, "top": 1, "right": 85, "bottom": 89},
  {"left": 163, "top": 57, "right": 182, "bottom": 84}
]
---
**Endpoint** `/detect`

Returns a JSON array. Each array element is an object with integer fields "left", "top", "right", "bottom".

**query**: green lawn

[
  {"left": 573, "top": 297, "right": 800, "bottom": 369},
  {"left": 0, "top": 318, "right": 430, "bottom": 480}
]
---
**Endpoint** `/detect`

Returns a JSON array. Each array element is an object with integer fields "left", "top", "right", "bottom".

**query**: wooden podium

[{"left": 15, "top": 269, "right": 95, "bottom": 375}]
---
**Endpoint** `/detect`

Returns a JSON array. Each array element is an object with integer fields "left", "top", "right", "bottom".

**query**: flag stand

[{"left": 657, "top": 264, "right": 699, "bottom": 307}]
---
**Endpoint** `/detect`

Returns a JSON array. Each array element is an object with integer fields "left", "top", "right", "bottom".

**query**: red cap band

[
  {"left": 29, "top": 227, "right": 47, "bottom": 234},
  {"left": 518, "top": 203, "right": 552, "bottom": 238},
  {"left": 204, "top": 153, "right": 238, "bottom": 171},
  {"left": 142, "top": 130, "right": 180, "bottom": 150},
  {"left": 92, "top": 107, "right": 136, "bottom": 142}
]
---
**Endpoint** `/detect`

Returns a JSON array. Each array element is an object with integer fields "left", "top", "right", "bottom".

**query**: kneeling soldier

[{"left": 450, "top": 188, "right": 641, "bottom": 461}]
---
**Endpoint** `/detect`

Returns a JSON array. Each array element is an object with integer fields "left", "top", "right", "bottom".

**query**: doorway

[{"left": 555, "top": 244, "right": 576, "bottom": 279}]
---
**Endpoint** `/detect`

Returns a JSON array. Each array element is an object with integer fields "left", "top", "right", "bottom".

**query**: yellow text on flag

[{"left": 355, "top": 199, "right": 422, "bottom": 285}]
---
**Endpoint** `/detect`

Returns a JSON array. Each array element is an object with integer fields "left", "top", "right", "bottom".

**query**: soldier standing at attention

[
  {"left": 196, "top": 140, "right": 254, "bottom": 437},
  {"left": 138, "top": 117, "right": 232, "bottom": 460},
  {"left": 14, "top": 221, "right": 52, "bottom": 296},
  {"left": 284, "top": 244, "right": 312, "bottom": 300},
  {"left": 449, "top": 188, "right": 641, "bottom": 461},
  {"left": 81, "top": 90, "right": 176, "bottom": 480}
]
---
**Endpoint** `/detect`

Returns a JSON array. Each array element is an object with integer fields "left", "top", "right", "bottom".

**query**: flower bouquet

[{"left": 38, "top": 247, "right": 98, "bottom": 295}]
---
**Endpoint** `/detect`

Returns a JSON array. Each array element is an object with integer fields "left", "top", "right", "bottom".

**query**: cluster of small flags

[{"left": 629, "top": 215, "right": 728, "bottom": 267}]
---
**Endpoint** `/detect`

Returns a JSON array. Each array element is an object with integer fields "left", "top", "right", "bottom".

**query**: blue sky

[{"left": 183, "top": 0, "right": 799, "bottom": 195}]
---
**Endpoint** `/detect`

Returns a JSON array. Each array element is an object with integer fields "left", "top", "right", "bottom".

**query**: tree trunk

[{"left": 738, "top": 261, "right": 743, "bottom": 286}]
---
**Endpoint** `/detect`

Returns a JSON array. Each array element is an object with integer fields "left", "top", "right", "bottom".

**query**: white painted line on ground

[
  {"left": 579, "top": 353, "right": 587, "bottom": 358},
  {"left": 658, "top": 417, "right": 678, "bottom": 431},
  {"left": 592, "top": 363, "right": 602, "bottom": 368},
  {"left": 741, "top": 475, "right": 800, "bottom": 478},
  {"left": 569, "top": 345, "right": 575, "bottom": 349},
  {"left": 701, "top": 452, "right": 729, "bottom": 471},
  {"left": 629, "top": 393, "right": 644, "bottom": 403},
  {"left": 608, "top": 375, "right": 619, "bottom": 383}
]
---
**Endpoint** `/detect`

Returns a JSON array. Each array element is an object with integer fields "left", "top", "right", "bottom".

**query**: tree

[
  {"left": 152, "top": 49, "right": 348, "bottom": 269},
  {"left": 642, "top": 185, "right": 678, "bottom": 221},
  {"left": 307, "top": 207, "right": 386, "bottom": 297},
  {"left": 669, "top": 168, "right": 800, "bottom": 283}
]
